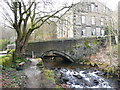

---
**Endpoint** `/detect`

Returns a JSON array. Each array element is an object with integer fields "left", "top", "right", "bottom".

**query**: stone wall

[{"left": 25, "top": 37, "right": 107, "bottom": 62}]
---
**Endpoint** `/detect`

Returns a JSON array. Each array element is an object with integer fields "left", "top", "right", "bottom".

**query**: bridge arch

[{"left": 41, "top": 50, "right": 74, "bottom": 62}]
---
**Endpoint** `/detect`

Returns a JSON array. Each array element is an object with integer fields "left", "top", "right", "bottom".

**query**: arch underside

[{"left": 41, "top": 50, "right": 74, "bottom": 62}]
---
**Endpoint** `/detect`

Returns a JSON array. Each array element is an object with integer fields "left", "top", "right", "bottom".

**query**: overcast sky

[
  {"left": 54, "top": 0, "right": 120, "bottom": 11},
  {"left": 94, "top": 0, "right": 119, "bottom": 11},
  {"left": 0, "top": 0, "right": 119, "bottom": 23},
  {"left": 0, "top": 0, "right": 119, "bottom": 11}
]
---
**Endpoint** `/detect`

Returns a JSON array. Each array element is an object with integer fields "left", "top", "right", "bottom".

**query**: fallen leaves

[{"left": 2, "top": 68, "right": 27, "bottom": 88}]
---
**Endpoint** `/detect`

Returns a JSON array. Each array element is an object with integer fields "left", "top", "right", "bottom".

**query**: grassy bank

[
  {"left": 1, "top": 49, "right": 28, "bottom": 88},
  {"left": 84, "top": 45, "right": 119, "bottom": 76}
]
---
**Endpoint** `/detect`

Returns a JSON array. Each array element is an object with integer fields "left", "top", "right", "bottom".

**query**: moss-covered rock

[
  {"left": 55, "top": 85, "right": 64, "bottom": 89},
  {"left": 84, "top": 62, "right": 91, "bottom": 65},
  {"left": 100, "top": 63, "right": 108, "bottom": 68},
  {"left": 8, "top": 49, "right": 15, "bottom": 54},
  {"left": 6, "top": 54, "right": 12, "bottom": 57},
  {"left": 0, "top": 55, "right": 12, "bottom": 67},
  {"left": 90, "top": 62, "right": 96, "bottom": 67},
  {"left": 36, "top": 58, "right": 44, "bottom": 68},
  {"left": 41, "top": 69, "right": 56, "bottom": 88},
  {"left": 40, "top": 69, "right": 63, "bottom": 89},
  {"left": 3, "top": 57, "right": 12, "bottom": 66},
  {"left": 43, "top": 69, "right": 55, "bottom": 77}
]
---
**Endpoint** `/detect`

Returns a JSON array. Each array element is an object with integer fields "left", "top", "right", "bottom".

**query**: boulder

[
  {"left": 93, "top": 79, "right": 99, "bottom": 85},
  {"left": 73, "top": 74, "right": 83, "bottom": 79},
  {"left": 36, "top": 58, "right": 44, "bottom": 68},
  {"left": 62, "top": 77, "right": 69, "bottom": 83}
]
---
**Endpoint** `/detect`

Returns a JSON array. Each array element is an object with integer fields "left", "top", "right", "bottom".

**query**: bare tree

[{"left": 1, "top": 0, "right": 73, "bottom": 58}]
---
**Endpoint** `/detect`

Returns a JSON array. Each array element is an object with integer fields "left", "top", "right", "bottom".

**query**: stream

[
  {"left": 43, "top": 57, "right": 120, "bottom": 89},
  {"left": 55, "top": 68, "right": 114, "bottom": 88},
  {"left": 24, "top": 57, "right": 120, "bottom": 88}
]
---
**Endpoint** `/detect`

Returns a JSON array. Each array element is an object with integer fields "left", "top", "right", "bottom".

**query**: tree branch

[
  {"left": 18, "top": 2, "right": 22, "bottom": 29},
  {"left": 22, "top": 2, "right": 34, "bottom": 15},
  {"left": 13, "top": 2, "right": 18, "bottom": 29},
  {"left": 0, "top": 11, "right": 13, "bottom": 26},
  {"left": 33, "top": 5, "right": 72, "bottom": 30},
  {"left": 21, "top": 0, "right": 26, "bottom": 11},
  {"left": 22, "top": 1, "right": 33, "bottom": 35}
]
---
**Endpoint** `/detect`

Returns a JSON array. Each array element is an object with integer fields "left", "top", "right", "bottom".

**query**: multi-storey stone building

[{"left": 57, "top": 0, "right": 114, "bottom": 39}]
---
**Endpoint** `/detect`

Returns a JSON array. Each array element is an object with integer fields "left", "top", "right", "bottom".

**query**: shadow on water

[{"left": 43, "top": 56, "right": 94, "bottom": 70}]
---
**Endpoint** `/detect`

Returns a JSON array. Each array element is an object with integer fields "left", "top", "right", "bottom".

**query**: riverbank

[
  {"left": 23, "top": 58, "right": 63, "bottom": 88},
  {"left": 1, "top": 58, "right": 62, "bottom": 89},
  {"left": 1, "top": 55, "right": 120, "bottom": 89},
  {"left": 85, "top": 46, "right": 119, "bottom": 76}
]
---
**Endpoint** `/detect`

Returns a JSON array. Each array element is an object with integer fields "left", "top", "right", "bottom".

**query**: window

[
  {"left": 65, "top": 20, "right": 68, "bottom": 25},
  {"left": 92, "top": 29, "right": 96, "bottom": 35},
  {"left": 103, "top": 7, "right": 106, "bottom": 13},
  {"left": 81, "top": 29, "right": 86, "bottom": 36},
  {"left": 64, "top": 30, "right": 66, "bottom": 36},
  {"left": 76, "top": 15, "right": 81, "bottom": 25},
  {"left": 81, "top": 16, "right": 86, "bottom": 24},
  {"left": 73, "top": 30, "right": 76, "bottom": 36},
  {"left": 91, "top": 4, "right": 95, "bottom": 12},
  {"left": 96, "top": 28, "right": 101, "bottom": 36},
  {"left": 91, "top": 16, "right": 95, "bottom": 25},
  {"left": 101, "top": 29, "right": 105, "bottom": 36},
  {"left": 95, "top": 5, "right": 98, "bottom": 12},
  {"left": 101, "top": 18, "right": 104, "bottom": 26}
]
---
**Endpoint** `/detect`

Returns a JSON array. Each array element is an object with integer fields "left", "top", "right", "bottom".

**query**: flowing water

[
  {"left": 24, "top": 59, "right": 41, "bottom": 88},
  {"left": 57, "top": 68, "right": 113, "bottom": 88},
  {"left": 43, "top": 57, "right": 120, "bottom": 88},
  {"left": 23, "top": 57, "right": 119, "bottom": 88}
]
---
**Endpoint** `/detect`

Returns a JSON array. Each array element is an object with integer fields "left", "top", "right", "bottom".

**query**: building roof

[{"left": 74, "top": 0, "right": 112, "bottom": 11}]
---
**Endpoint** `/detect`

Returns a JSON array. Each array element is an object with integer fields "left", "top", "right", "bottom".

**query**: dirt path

[{"left": 24, "top": 59, "right": 41, "bottom": 88}]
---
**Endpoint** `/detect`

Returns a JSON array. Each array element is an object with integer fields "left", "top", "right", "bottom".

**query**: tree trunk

[
  {"left": 14, "top": 39, "right": 26, "bottom": 59},
  {"left": 14, "top": 30, "right": 32, "bottom": 60}
]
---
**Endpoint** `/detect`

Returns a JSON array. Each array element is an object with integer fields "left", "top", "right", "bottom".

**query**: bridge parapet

[{"left": 26, "top": 37, "right": 107, "bottom": 62}]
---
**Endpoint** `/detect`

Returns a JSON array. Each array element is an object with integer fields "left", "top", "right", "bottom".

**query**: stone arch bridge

[{"left": 25, "top": 37, "right": 107, "bottom": 62}]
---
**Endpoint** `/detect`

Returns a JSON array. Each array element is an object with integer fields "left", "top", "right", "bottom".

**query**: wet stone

[
  {"left": 75, "top": 68, "right": 81, "bottom": 71},
  {"left": 95, "top": 71, "right": 105, "bottom": 76},
  {"left": 50, "top": 67, "right": 55, "bottom": 70},
  {"left": 93, "top": 80, "right": 99, "bottom": 85},
  {"left": 62, "top": 77, "right": 69, "bottom": 83},
  {"left": 57, "top": 67, "right": 61, "bottom": 70},
  {"left": 82, "top": 71, "right": 87, "bottom": 74},
  {"left": 16, "top": 67, "right": 23, "bottom": 71},
  {"left": 55, "top": 68, "right": 112, "bottom": 88},
  {"left": 73, "top": 74, "right": 83, "bottom": 79}
]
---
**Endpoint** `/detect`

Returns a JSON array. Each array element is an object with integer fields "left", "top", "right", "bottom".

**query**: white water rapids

[{"left": 59, "top": 68, "right": 113, "bottom": 88}]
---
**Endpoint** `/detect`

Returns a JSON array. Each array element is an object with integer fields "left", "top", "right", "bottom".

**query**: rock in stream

[{"left": 55, "top": 68, "right": 112, "bottom": 88}]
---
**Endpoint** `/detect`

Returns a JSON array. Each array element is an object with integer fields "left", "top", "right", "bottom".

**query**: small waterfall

[
  {"left": 58, "top": 68, "right": 113, "bottom": 88},
  {"left": 24, "top": 59, "right": 41, "bottom": 88}
]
